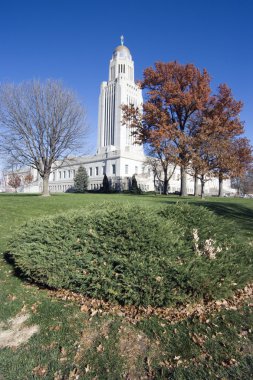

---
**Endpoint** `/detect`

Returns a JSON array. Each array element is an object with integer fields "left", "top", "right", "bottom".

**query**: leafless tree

[
  {"left": 144, "top": 156, "right": 176, "bottom": 194},
  {"left": 0, "top": 80, "right": 88, "bottom": 196}
]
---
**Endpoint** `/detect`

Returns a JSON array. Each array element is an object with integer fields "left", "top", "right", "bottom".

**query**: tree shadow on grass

[
  {"left": 0, "top": 193, "right": 40, "bottom": 197},
  {"left": 159, "top": 198, "right": 253, "bottom": 236},
  {"left": 192, "top": 201, "right": 253, "bottom": 236}
]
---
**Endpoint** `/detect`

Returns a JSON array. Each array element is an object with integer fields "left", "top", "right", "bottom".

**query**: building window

[
  {"left": 112, "top": 164, "right": 116, "bottom": 175},
  {"left": 102, "top": 166, "right": 106, "bottom": 175},
  {"left": 53, "top": 172, "right": 55, "bottom": 181},
  {"left": 89, "top": 168, "right": 92, "bottom": 176},
  {"left": 73, "top": 169, "right": 76, "bottom": 177},
  {"left": 68, "top": 170, "right": 71, "bottom": 178},
  {"left": 125, "top": 165, "right": 129, "bottom": 174},
  {"left": 59, "top": 171, "right": 62, "bottom": 179},
  {"left": 96, "top": 167, "right": 99, "bottom": 176},
  {"left": 63, "top": 171, "right": 66, "bottom": 179}
]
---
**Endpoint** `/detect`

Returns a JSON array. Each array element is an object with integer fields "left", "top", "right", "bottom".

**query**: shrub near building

[{"left": 74, "top": 166, "right": 89, "bottom": 193}]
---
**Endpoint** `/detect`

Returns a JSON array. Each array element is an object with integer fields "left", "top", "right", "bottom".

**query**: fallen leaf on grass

[
  {"left": 96, "top": 343, "right": 104, "bottom": 353},
  {"left": 48, "top": 283, "right": 253, "bottom": 325},
  {"left": 7, "top": 294, "right": 17, "bottom": 301},
  {"left": 49, "top": 325, "right": 61, "bottom": 331},
  {"left": 32, "top": 366, "right": 47, "bottom": 377}
]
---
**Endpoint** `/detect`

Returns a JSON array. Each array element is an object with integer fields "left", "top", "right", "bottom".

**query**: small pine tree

[
  {"left": 102, "top": 174, "right": 110, "bottom": 193},
  {"left": 74, "top": 166, "right": 88, "bottom": 193},
  {"left": 131, "top": 174, "right": 138, "bottom": 192},
  {"left": 130, "top": 174, "right": 142, "bottom": 194}
]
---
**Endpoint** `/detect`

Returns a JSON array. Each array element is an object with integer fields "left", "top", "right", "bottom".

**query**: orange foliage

[{"left": 122, "top": 63, "right": 251, "bottom": 196}]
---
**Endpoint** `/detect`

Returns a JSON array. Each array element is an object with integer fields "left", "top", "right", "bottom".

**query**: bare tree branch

[{"left": 0, "top": 80, "right": 88, "bottom": 195}]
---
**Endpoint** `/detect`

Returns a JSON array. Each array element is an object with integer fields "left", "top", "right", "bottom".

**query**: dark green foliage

[
  {"left": 159, "top": 202, "right": 234, "bottom": 245},
  {"left": 9, "top": 203, "right": 253, "bottom": 307},
  {"left": 102, "top": 174, "right": 110, "bottom": 193},
  {"left": 74, "top": 166, "right": 89, "bottom": 193},
  {"left": 130, "top": 174, "right": 142, "bottom": 194},
  {"left": 131, "top": 174, "right": 138, "bottom": 190}
]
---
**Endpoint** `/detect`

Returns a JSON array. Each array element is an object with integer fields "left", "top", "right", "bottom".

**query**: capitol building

[{"left": 3, "top": 38, "right": 233, "bottom": 195}]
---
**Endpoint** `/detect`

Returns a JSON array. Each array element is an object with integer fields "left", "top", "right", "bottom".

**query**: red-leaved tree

[
  {"left": 8, "top": 173, "right": 21, "bottom": 192},
  {"left": 123, "top": 61, "right": 211, "bottom": 195}
]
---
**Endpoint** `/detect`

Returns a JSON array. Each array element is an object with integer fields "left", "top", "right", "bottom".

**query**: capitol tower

[{"left": 97, "top": 36, "right": 144, "bottom": 155}]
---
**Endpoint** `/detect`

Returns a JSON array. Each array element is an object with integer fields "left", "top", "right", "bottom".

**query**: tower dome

[
  {"left": 112, "top": 36, "right": 132, "bottom": 60},
  {"left": 113, "top": 45, "right": 131, "bottom": 59}
]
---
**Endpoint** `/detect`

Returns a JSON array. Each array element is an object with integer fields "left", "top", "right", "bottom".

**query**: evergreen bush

[
  {"left": 8, "top": 203, "right": 252, "bottom": 307},
  {"left": 130, "top": 175, "right": 142, "bottom": 194},
  {"left": 102, "top": 174, "right": 110, "bottom": 193},
  {"left": 74, "top": 166, "right": 88, "bottom": 193}
]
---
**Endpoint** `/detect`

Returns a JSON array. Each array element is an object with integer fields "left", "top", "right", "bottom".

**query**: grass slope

[{"left": 0, "top": 193, "right": 252, "bottom": 379}]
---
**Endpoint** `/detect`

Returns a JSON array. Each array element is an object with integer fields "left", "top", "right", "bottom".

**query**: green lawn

[{"left": 0, "top": 193, "right": 252, "bottom": 379}]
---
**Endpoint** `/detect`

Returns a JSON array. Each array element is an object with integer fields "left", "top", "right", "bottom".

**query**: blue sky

[{"left": 0, "top": 0, "right": 252, "bottom": 155}]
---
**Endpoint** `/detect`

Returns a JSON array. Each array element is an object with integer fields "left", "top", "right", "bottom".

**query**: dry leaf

[
  {"left": 96, "top": 344, "right": 104, "bottom": 352},
  {"left": 32, "top": 365, "right": 47, "bottom": 377}
]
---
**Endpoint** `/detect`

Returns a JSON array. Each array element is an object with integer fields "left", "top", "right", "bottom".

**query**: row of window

[
  {"left": 54, "top": 165, "right": 116, "bottom": 181},
  {"left": 49, "top": 184, "right": 72, "bottom": 192},
  {"left": 126, "top": 83, "right": 138, "bottom": 91},
  {"left": 89, "top": 164, "right": 116, "bottom": 176},
  {"left": 110, "top": 65, "right": 134, "bottom": 81},
  {"left": 118, "top": 64, "right": 125, "bottom": 74},
  {"left": 54, "top": 163, "right": 149, "bottom": 182},
  {"left": 55, "top": 169, "right": 76, "bottom": 181},
  {"left": 124, "top": 165, "right": 141, "bottom": 175}
]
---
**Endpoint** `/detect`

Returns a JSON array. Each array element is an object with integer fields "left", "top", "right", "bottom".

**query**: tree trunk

[
  {"left": 180, "top": 166, "right": 187, "bottom": 196},
  {"left": 218, "top": 173, "right": 224, "bottom": 197},
  {"left": 163, "top": 169, "right": 168, "bottom": 195},
  {"left": 194, "top": 173, "right": 198, "bottom": 196},
  {"left": 200, "top": 174, "right": 205, "bottom": 198},
  {"left": 42, "top": 174, "right": 50, "bottom": 196}
]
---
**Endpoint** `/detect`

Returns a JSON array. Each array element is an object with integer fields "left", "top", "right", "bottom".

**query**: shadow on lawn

[
  {"left": 0, "top": 193, "right": 40, "bottom": 197},
  {"left": 3, "top": 251, "right": 25, "bottom": 279},
  {"left": 193, "top": 201, "right": 253, "bottom": 235},
  {"left": 159, "top": 198, "right": 253, "bottom": 236}
]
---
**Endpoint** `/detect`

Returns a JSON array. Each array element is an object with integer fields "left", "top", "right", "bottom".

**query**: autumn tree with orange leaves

[
  {"left": 189, "top": 131, "right": 217, "bottom": 198},
  {"left": 189, "top": 84, "right": 249, "bottom": 197},
  {"left": 227, "top": 138, "right": 252, "bottom": 194},
  {"left": 199, "top": 84, "right": 249, "bottom": 196},
  {"left": 123, "top": 61, "right": 211, "bottom": 195},
  {"left": 123, "top": 63, "right": 252, "bottom": 196}
]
